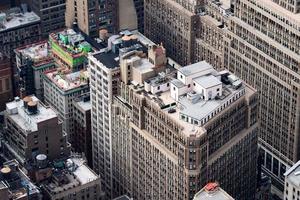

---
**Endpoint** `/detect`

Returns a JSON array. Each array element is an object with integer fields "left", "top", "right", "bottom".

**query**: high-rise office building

[
  {"left": 89, "top": 30, "right": 155, "bottom": 198},
  {"left": 144, "top": 0, "right": 205, "bottom": 66},
  {"left": 221, "top": 0, "right": 300, "bottom": 196},
  {"left": 3, "top": 95, "right": 71, "bottom": 165},
  {"left": 118, "top": 0, "right": 144, "bottom": 32},
  {"left": 28, "top": 0, "right": 66, "bottom": 38},
  {"left": 65, "top": 0, "right": 118, "bottom": 37},
  {"left": 43, "top": 68, "right": 90, "bottom": 143},
  {"left": 111, "top": 59, "right": 258, "bottom": 199}
]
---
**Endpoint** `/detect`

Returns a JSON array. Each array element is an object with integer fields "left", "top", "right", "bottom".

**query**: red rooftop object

[{"left": 205, "top": 182, "right": 219, "bottom": 192}]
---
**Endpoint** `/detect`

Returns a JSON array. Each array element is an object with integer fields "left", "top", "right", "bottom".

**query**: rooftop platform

[
  {"left": 44, "top": 69, "right": 89, "bottom": 92},
  {"left": 6, "top": 96, "right": 57, "bottom": 132},
  {"left": 0, "top": 160, "right": 40, "bottom": 199},
  {"left": 43, "top": 158, "right": 99, "bottom": 195},
  {"left": 15, "top": 41, "right": 53, "bottom": 68},
  {"left": 0, "top": 7, "right": 40, "bottom": 32},
  {"left": 129, "top": 61, "right": 255, "bottom": 137},
  {"left": 90, "top": 30, "right": 153, "bottom": 69}
]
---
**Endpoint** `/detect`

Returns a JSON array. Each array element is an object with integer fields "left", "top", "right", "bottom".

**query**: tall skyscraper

[
  {"left": 164, "top": 0, "right": 300, "bottom": 196},
  {"left": 111, "top": 59, "right": 258, "bottom": 199},
  {"left": 222, "top": 0, "right": 300, "bottom": 196},
  {"left": 65, "top": 0, "right": 118, "bottom": 37},
  {"left": 28, "top": 0, "right": 66, "bottom": 38},
  {"left": 144, "top": 0, "right": 205, "bottom": 66},
  {"left": 88, "top": 30, "right": 155, "bottom": 198}
]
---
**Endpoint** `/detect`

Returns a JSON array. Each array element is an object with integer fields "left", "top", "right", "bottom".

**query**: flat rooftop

[
  {"left": 0, "top": 8, "right": 40, "bottom": 32},
  {"left": 284, "top": 160, "right": 300, "bottom": 187},
  {"left": 194, "top": 187, "right": 234, "bottom": 200},
  {"left": 74, "top": 99, "right": 91, "bottom": 112},
  {"left": 178, "top": 62, "right": 213, "bottom": 76},
  {"left": 43, "top": 158, "right": 99, "bottom": 194},
  {"left": 44, "top": 69, "right": 89, "bottom": 92},
  {"left": 6, "top": 96, "right": 57, "bottom": 132},
  {"left": 0, "top": 160, "right": 40, "bottom": 199},
  {"left": 49, "top": 29, "right": 93, "bottom": 56},
  {"left": 91, "top": 30, "right": 152, "bottom": 69},
  {"left": 15, "top": 41, "right": 52, "bottom": 67},
  {"left": 93, "top": 51, "right": 119, "bottom": 68},
  {"left": 129, "top": 62, "right": 255, "bottom": 137}
]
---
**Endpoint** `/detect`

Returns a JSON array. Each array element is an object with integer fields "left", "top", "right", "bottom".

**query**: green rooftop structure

[{"left": 49, "top": 29, "right": 93, "bottom": 69}]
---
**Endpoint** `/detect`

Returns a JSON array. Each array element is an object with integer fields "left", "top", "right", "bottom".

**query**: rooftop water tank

[{"left": 36, "top": 154, "right": 48, "bottom": 169}]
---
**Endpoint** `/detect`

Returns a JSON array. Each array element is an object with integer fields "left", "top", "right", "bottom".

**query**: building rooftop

[
  {"left": 128, "top": 61, "right": 255, "bottom": 137},
  {"left": 44, "top": 69, "right": 89, "bottom": 92},
  {"left": 178, "top": 62, "right": 213, "bottom": 76},
  {"left": 15, "top": 41, "right": 53, "bottom": 68},
  {"left": 194, "top": 183, "right": 234, "bottom": 200},
  {"left": 193, "top": 75, "right": 222, "bottom": 89},
  {"left": 42, "top": 157, "right": 100, "bottom": 195},
  {"left": 91, "top": 30, "right": 153, "bottom": 69},
  {"left": 284, "top": 160, "right": 300, "bottom": 187},
  {"left": 0, "top": 7, "right": 40, "bottom": 32},
  {"left": 49, "top": 29, "right": 94, "bottom": 68},
  {"left": 74, "top": 95, "right": 91, "bottom": 112},
  {"left": 0, "top": 160, "right": 40, "bottom": 199},
  {"left": 6, "top": 96, "right": 58, "bottom": 132}
]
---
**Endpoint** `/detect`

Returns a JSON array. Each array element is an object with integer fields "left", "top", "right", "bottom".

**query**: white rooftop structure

[
  {"left": 131, "top": 61, "right": 254, "bottom": 137},
  {"left": 284, "top": 160, "right": 300, "bottom": 187},
  {"left": 178, "top": 61, "right": 213, "bottom": 76},
  {"left": 71, "top": 158, "right": 99, "bottom": 184},
  {"left": 6, "top": 96, "right": 57, "bottom": 132},
  {"left": 194, "top": 183, "right": 234, "bottom": 200},
  {"left": 0, "top": 8, "right": 40, "bottom": 32},
  {"left": 194, "top": 75, "right": 222, "bottom": 89}
]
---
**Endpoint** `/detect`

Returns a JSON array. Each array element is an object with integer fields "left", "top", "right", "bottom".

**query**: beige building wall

[
  {"left": 118, "top": 0, "right": 138, "bottom": 31},
  {"left": 111, "top": 81, "right": 258, "bottom": 199}
]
